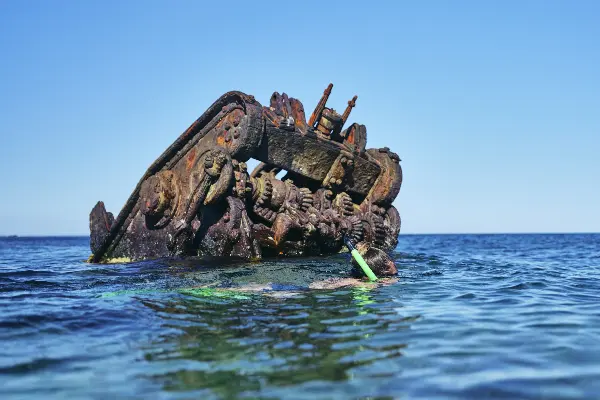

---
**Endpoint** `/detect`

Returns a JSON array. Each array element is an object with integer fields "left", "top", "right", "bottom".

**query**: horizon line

[{"left": 1, "top": 232, "right": 599, "bottom": 238}]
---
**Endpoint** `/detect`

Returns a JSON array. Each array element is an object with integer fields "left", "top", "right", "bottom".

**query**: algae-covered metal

[{"left": 89, "top": 84, "right": 402, "bottom": 263}]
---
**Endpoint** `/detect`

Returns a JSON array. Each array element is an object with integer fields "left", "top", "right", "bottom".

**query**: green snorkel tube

[{"left": 343, "top": 236, "right": 378, "bottom": 282}]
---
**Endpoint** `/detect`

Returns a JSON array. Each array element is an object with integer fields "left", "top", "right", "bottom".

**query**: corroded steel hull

[{"left": 89, "top": 85, "right": 402, "bottom": 263}]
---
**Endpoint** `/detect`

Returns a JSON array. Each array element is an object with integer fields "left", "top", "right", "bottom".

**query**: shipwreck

[{"left": 89, "top": 84, "right": 402, "bottom": 263}]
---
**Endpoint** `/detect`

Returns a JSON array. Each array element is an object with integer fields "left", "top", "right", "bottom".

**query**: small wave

[
  {"left": 0, "top": 357, "right": 73, "bottom": 375},
  {"left": 0, "top": 270, "right": 55, "bottom": 278}
]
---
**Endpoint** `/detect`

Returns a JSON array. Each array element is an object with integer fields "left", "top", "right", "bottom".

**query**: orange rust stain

[
  {"left": 182, "top": 121, "right": 199, "bottom": 138},
  {"left": 346, "top": 128, "right": 355, "bottom": 144},
  {"left": 186, "top": 148, "right": 197, "bottom": 170}
]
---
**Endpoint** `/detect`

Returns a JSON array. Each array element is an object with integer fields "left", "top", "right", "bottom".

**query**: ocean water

[{"left": 1, "top": 234, "right": 599, "bottom": 399}]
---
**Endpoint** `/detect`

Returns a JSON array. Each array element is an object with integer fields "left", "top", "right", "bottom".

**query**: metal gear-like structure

[{"left": 88, "top": 84, "right": 402, "bottom": 263}]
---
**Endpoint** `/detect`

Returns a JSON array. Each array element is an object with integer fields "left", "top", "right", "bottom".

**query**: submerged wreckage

[{"left": 89, "top": 84, "right": 402, "bottom": 263}]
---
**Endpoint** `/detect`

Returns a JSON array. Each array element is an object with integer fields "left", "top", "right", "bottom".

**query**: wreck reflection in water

[{"left": 139, "top": 286, "right": 414, "bottom": 398}]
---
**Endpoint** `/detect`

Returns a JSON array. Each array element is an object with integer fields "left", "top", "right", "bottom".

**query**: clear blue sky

[{"left": 0, "top": 1, "right": 598, "bottom": 235}]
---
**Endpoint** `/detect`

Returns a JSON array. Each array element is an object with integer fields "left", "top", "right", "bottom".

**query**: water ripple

[{"left": 1, "top": 234, "right": 600, "bottom": 399}]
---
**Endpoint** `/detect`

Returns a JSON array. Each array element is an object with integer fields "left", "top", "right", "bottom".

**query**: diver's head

[{"left": 351, "top": 243, "right": 398, "bottom": 278}]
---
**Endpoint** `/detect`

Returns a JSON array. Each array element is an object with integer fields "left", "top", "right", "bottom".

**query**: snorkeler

[
  {"left": 223, "top": 242, "right": 399, "bottom": 292},
  {"left": 307, "top": 242, "right": 398, "bottom": 290},
  {"left": 102, "top": 242, "right": 399, "bottom": 298}
]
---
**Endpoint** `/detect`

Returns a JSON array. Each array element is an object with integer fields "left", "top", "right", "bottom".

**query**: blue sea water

[{"left": 1, "top": 234, "right": 599, "bottom": 399}]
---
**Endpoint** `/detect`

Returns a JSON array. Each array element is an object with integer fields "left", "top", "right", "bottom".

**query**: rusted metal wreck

[{"left": 89, "top": 84, "right": 402, "bottom": 263}]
